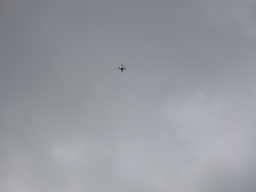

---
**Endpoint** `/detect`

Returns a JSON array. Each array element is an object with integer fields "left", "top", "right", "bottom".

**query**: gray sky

[{"left": 1, "top": 0, "right": 256, "bottom": 191}]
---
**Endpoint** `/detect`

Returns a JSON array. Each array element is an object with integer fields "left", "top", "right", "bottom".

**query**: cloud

[
  {"left": 164, "top": 90, "right": 256, "bottom": 191},
  {"left": 1, "top": 0, "right": 256, "bottom": 191},
  {"left": 200, "top": 0, "right": 256, "bottom": 41}
]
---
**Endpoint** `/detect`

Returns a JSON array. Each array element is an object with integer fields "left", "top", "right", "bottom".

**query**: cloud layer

[{"left": 1, "top": 0, "right": 256, "bottom": 192}]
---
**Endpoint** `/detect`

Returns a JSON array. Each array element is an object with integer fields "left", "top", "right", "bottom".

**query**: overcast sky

[{"left": 1, "top": 0, "right": 256, "bottom": 192}]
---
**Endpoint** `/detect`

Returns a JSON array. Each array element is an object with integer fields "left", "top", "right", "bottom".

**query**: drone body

[{"left": 118, "top": 64, "right": 127, "bottom": 73}]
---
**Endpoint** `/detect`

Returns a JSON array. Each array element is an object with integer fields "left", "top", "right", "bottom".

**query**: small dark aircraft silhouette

[{"left": 118, "top": 64, "right": 127, "bottom": 73}]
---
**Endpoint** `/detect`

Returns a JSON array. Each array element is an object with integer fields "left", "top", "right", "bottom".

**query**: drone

[{"left": 118, "top": 64, "right": 127, "bottom": 73}]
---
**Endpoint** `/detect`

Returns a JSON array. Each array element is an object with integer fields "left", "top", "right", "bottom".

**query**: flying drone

[{"left": 118, "top": 64, "right": 127, "bottom": 73}]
